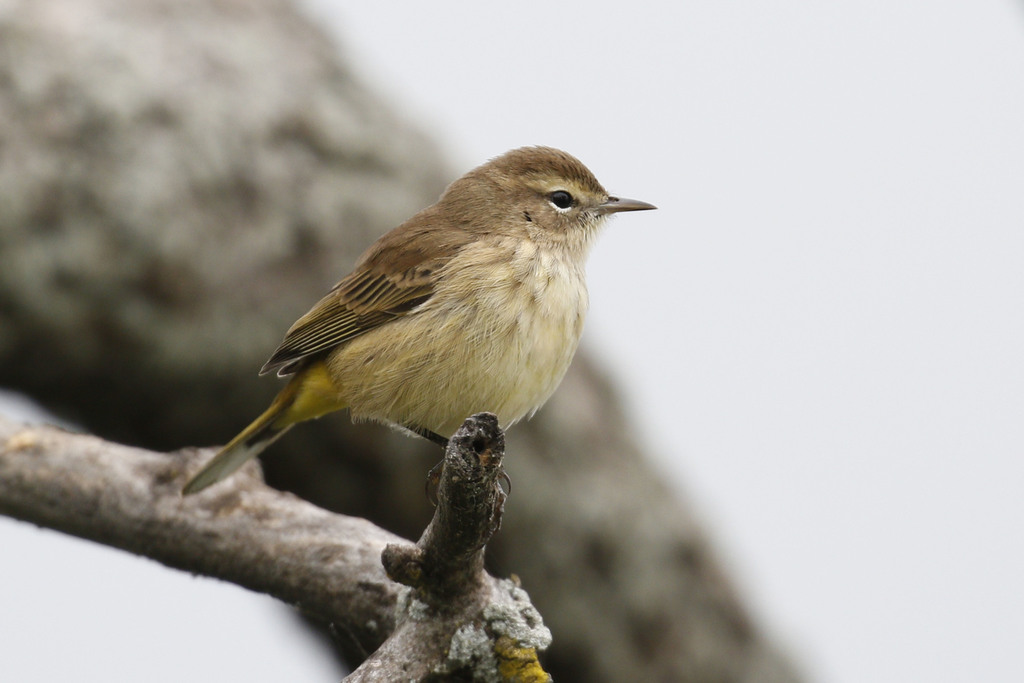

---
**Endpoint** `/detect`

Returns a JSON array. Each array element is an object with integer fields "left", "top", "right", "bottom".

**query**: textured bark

[
  {"left": 0, "top": 413, "right": 551, "bottom": 682},
  {"left": 0, "top": 1, "right": 801, "bottom": 681},
  {"left": 357, "top": 413, "right": 550, "bottom": 681},
  {"left": 0, "top": 415, "right": 402, "bottom": 655}
]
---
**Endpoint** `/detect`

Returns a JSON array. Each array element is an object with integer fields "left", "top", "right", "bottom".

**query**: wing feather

[{"left": 260, "top": 216, "right": 474, "bottom": 376}]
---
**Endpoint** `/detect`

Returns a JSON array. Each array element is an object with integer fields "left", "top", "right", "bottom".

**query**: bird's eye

[{"left": 548, "top": 190, "right": 574, "bottom": 210}]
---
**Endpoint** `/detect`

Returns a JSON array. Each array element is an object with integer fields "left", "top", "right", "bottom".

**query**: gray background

[{"left": 2, "top": 1, "right": 1022, "bottom": 681}]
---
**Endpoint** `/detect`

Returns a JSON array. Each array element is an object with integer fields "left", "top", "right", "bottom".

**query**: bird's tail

[
  {"left": 182, "top": 399, "right": 293, "bottom": 495},
  {"left": 182, "top": 362, "right": 342, "bottom": 495}
]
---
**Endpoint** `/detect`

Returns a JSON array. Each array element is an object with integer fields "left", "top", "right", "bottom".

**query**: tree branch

[
  {"left": 0, "top": 413, "right": 549, "bottom": 679},
  {"left": 354, "top": 413, "right": 550, "bottom": 681}
]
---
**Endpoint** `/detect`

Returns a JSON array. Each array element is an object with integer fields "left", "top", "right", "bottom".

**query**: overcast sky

[{"left": 4, "top": 2, "right": 1023, "bottom": 682}]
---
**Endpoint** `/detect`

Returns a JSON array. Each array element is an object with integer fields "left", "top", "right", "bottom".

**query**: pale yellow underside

[{"left": 299, "top": 237, "right": 590, "bottom": 436}]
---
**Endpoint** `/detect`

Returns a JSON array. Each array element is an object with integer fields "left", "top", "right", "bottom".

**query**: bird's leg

[
  {"left": 498, "top": 469, "right": 512, "bottom": 496},
  {"left": 424, "top": 460, "right": 443, "bottom": 507},
  {"left": 405, "top": 423, "right": 448, "bottom": 505},
  {"left": 406, "top": 422, "right": 511, "bottom": 505},
  {"left": 405, "top": 423, "right": 449, "bottom": 448}
]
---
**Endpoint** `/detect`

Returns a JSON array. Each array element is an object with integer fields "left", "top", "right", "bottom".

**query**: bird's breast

[
  {"left": 422, "top": 239, "right": 589, "bottom": 427},
  {"left": 331, "top": 238, "right": 590, "bottom": 435}
]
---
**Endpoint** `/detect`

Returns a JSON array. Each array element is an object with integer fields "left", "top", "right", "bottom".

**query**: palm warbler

[{"left": 183, "top": 146, "right": 655, "bottom": 494}]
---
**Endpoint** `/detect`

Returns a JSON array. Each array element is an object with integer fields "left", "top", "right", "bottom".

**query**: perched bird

[{"left": 183, "top": 146, "right": 655, "bottom": 494}]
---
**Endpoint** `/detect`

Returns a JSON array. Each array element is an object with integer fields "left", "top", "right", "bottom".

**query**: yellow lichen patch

[
  {"left": 5, "top": 430, "right": 39, "bottom": 452},
  {"left": 494, "top": 636, "right": 550, "bottom": 683}
]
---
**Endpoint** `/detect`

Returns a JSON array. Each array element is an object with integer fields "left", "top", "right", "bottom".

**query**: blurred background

[{"left": 2, "top": 1, "right": 1023, "bottom": 681}]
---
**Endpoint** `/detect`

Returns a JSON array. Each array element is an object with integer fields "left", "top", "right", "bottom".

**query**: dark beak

[{"left": 597, "top": 196, "right": 658, "bottom": 215}]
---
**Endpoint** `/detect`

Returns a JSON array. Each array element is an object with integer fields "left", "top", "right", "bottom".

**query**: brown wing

[{"left": 260, "top": 215, "right": 473, "bottom": 376}]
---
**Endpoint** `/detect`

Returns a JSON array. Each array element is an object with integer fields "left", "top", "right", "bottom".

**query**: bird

[{"left": 183, "top": 146, "right": 655, "bottom": 494}]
